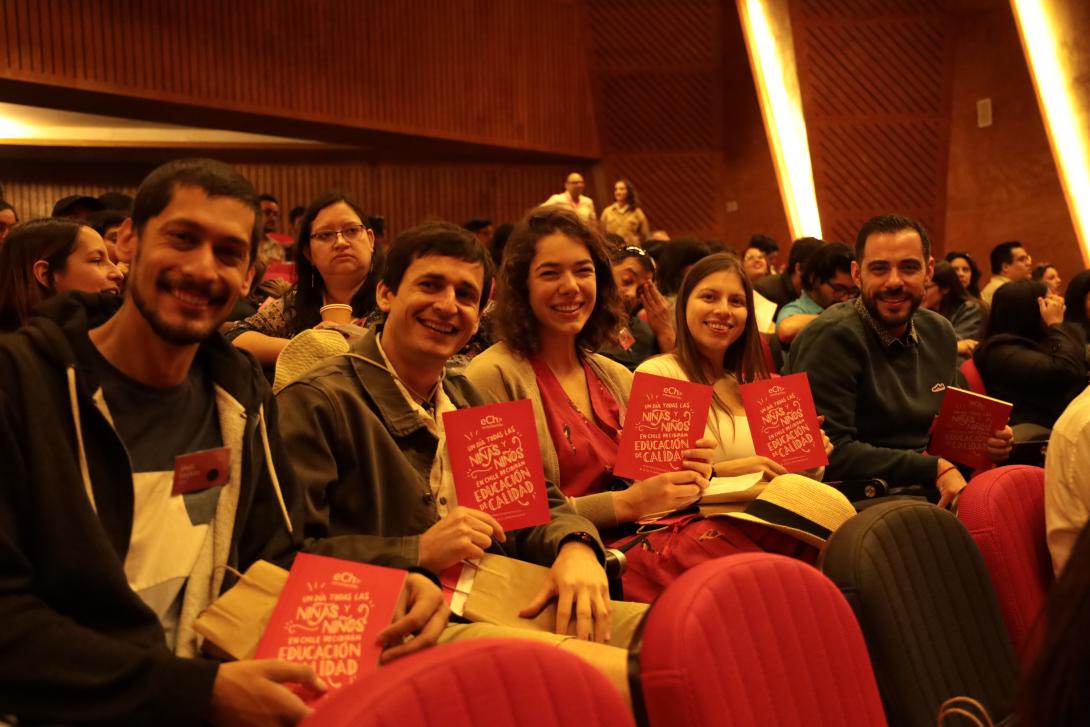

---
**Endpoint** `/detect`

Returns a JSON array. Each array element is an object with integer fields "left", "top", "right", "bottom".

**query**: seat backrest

[
  {"left": 303, "top": 638, "right": 634, "bottom": 727},
  {"left": 820, "top": 501, "right": 1018, "bottom": 727},
  {"left": 632, "top": 553, "right": 885, "bottom": 727},
  {"left": 959, "top": 357, "right": 987, "bottom": 395},
  {"left": 957, "top": 465, "right": 1052, "bottom": 663}
]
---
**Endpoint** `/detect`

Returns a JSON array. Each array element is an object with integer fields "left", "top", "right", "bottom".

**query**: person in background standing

[{"left": 599, "top": 178, "right": 650, "bottom": 247}]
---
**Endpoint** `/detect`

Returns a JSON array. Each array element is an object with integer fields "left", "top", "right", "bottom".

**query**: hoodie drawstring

[
  {"left": 66, "top": 366, "right": 98, "bottom": 514},
  {"left": 258, "top": 404, "right": 293, "bottom": 535}
]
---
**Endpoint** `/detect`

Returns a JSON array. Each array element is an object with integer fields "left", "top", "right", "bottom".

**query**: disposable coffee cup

[{"left": 319, "top": 304, "right": 354, "bottom": 325}]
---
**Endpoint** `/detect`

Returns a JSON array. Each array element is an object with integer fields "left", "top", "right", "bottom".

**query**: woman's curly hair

[{"left": 491, "top": 205, "right": 625, "bottom": 357}]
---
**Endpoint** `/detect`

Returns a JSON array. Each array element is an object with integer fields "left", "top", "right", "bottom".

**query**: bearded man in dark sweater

[{"left": 787, "top": 214, "right": 1012, "bottom": 507}]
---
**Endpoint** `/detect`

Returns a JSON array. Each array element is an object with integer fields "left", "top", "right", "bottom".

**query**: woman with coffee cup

[{"left": 226, "top": 191, "right": 377, "bottom": 364}]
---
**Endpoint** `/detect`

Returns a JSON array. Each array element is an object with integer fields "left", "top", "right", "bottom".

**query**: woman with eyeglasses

[
  {"left": 225, "top": 191, "right": 377, "bottom": 364},
  {"left": 636, "top": 253, "right": 833, "bottom": 480},
  {"left": 598, "top": 245, "right": 675, "bottom": 370}
]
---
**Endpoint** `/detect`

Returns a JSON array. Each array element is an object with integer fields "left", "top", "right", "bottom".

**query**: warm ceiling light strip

[
  {"left": 1011, "top": 0, "right": 1090, "bottom": 266},
  {"left": 737, "top": 0, "right": 822, "bottom": 240}
]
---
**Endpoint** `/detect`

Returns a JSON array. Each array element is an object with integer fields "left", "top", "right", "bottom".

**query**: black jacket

[
  {"left": 0, "top": 293, "right": 301, "bottom": 725},
  {"left": 974, "top": 322, "right": 1088, "bottom": 428}
]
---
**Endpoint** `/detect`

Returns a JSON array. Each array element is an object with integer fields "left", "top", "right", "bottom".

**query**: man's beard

[
  {"left": 130, "top": 269, "right": 234, "bottom": 345},
  {"left": 861, "top": 286, "right": 922, "bottom": 330}
]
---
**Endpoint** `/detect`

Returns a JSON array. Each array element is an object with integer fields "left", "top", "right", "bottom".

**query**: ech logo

[
  {"left": 332, "top": 572, "right": 361, "bottom": 588},
  {"left": 768, "top": 385, "right": 786, "bottom": 395},
  {"left": 664, "top": 386, "right": 682, "bottom": 398},
  {"left": 480, "top": 415, "right": 503, "bottom": 428}
]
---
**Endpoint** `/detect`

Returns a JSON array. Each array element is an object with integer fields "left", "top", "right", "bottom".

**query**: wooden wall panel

[
  {"left": 0, "top": 0, "right": 598, "bottom": 157},
  {"left": 944, "top": 1, "right": 1081, "bottom": 281},
  {"left": 0, "top": 159, "right": 580, "bottom": 239},
  {"left": 792, "top": 0, "right": 952, "bottom": 247},
  {"left": 586, "top": 0, "right": 788, "bottom": 246}
]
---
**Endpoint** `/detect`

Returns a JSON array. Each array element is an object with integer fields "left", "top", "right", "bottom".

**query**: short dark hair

[
  {"left": 0, "top": 218, "right": 83, "bottom": 329},
  {"left": 131, "top": 158, "right": 261, "bottom": 261},
  {"left": 801, "top": 242, "right": 853, "bottom": 291},
  {"left": 383, "top": 222, "right": 493, "bottom": 312},
  {"left": 258, "top": 193, "right": 279, "bottom": 205},
  {"left": 657, "top": 238, "right": 711, "bottom": 296},
  {"left": 288, "top": 191, "right": 376, "bottom": 335},
  {"left": 854, "top": 214, "right": 931, "bottom": 262},
  {"left": 463, "top": 218, "right": 492, "bottom": 233},
  {"left": 97, "top": 192, "right": 133, "bottom": 212},
  {"left": 288, "top": 205, "right": 305, "bottom": 225},
  {"left": 989, "top": 240, "right": 1024, "bottom": 274},
  {"left": 492, "top": 205, "right": 624, "bottom": 357},
  {"left": 981, "top": 278, "right": 1049, "bottom": 341},
  {"left": 1064, "top": 270, "right": 1090, "bottom": 332},
  {"left": 86, "top": 209, "right": 128, "bottom": 237},
  {"left": 786, "top": 236, "right": 824, "bottom": 275},
  {"left": 490, "top": 223, "right": 514, "bottom": 268},
  {"left": 747, "top": 234, "right": 779, "bottom": 256}
]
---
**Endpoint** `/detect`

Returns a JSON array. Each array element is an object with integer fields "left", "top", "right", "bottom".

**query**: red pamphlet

[
  {"left": 929, "top": 386, "right": 1012, "bottom": 470},
  {"left": 443, "top": 399, "right": 551, "bottom": 531},
  {"left": 613, "top": 372, "right": 713, "bottom": 481},
  {"left": 255, "top": 553, "right": 407, "bottom": 703},
  {"left": 263, "top": 261, "right": 297, "bottom": 283},
  {"left": 740, "top": 372, "right": 828, "bottom": 472}
]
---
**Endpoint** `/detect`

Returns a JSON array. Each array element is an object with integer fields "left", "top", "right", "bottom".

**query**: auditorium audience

[
  {"left": 0, "top": 218, "right": 122, "bottom": 331},
  {"left": 973, "top": 279, "right": 1087, "bottom": 431},
  {"left": 754, "top": 236, "right": 824, "bottom": 318},
  {"left": 466, "top": 206, "right": 713, "bottom": 531},
  {"left": 463, "top": 217, "right": 495, "bottom": 249},
  {"left": 52, "top": 194, "right": 105, "bottom": 220},
  {"left": 0, "top": 200, "right": 17, "bottom": 243},
  {"left": 599, "top": 178, "right": 650, "bottom": 247},
  {"left": 543, "top": 172, "right": 596, "bottom": 224},
  {"left": 1033, "top": 261, "right": 1063, "bottom": 295},
  {"left": 258, "top": 193, "right": 287, "bottom": 263},
  {"left": 787, "top": 214, "right": 1011, "bottom": 505},
  {"left": 981, "top": 239, "right": 1033, "bottom": 304},
  {"left": 775, "top": 241, "right": 856, "bottom": 348},
  {"left": 945, "top": 250, "right": 984, "bottom": 298},
  {"left": 225, "top": 192, "right": 377, "bottom": 366},
  {"left": 88, "top": 208, "right": 129, "bottom": 264},
  {"left": 490, "top": 222, "right": 514, "bottom": 268},
  {"left": 655, "top": 237, "right": 711, "bottom": 302},
  {"left": 922, "top": 259, "right": 985, "bottom": 357},
  {"left": 276, "top": 220, "right": 614, "bottom": 642},
  {"left": 0, "top": 159, "right": 448, "bottom": 726},
  {"left": 637, "top": 252, "right": 832, "bottom": 477}
]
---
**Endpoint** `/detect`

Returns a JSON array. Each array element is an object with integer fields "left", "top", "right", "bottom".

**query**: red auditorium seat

[
  {"left": 301, "top": 638, "right": 634, "bottom": 727},
  {"left": 630, "top": 553, "right": 885, "bottom": 727},
  {"left": 959, "top": 357, "right": 986, "bottom": 395},
  {"left": 958, "top": 465, "right": 1053, "bottom": 663}
]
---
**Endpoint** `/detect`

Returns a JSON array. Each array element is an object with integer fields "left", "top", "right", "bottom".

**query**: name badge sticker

[{"left": 172, "top": 447, "right": 230, "bottom": 496}]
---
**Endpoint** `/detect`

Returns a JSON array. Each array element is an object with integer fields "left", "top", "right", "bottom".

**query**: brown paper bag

[
  {"left": 193, "top": 560, "right": 288, "bottom": 661},
  {"left": 462, "top": 553, "right": 648, "bottom": 649}
]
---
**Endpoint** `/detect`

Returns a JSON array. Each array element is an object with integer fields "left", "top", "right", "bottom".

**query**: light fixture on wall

[
  {"left": 1011, "top": 0, "right": 1090, "bottom": 266},
  {"left": 737, "top": 0, "right": 822, "bottom": 240}
]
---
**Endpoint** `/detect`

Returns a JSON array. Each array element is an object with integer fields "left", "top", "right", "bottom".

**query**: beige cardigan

[{"left": 465, "top": 342, "right": 633, "bottom": 529}]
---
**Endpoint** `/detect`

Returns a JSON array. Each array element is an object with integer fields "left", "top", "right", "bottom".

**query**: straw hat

[
  {"left": 719, "top": 473, "right": 856, "bottom": 548},
  {"left": 272, "top": 328, "right": 350, "bottom": 394}
]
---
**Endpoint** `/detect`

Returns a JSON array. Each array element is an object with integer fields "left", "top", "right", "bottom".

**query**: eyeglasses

[
  {"left": 828, "top": 282, "right": 860, "bottom": 298},
  {"left": 311, "top": 224, "right": 368, "bottom": 246}
]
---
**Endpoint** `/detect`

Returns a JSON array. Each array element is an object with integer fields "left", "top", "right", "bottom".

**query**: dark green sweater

[{"left": 786, "top": 300, "right": 959, "bottom": 486}]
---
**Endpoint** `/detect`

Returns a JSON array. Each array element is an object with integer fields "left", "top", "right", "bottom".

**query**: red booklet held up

[
  {"left": 614, "top": 372, "right": 713, "bottom": 481},
  {"left": 740, "top": 372, "right": 828, "bottom": 472},
  {"left": 443, "top": 399, "right": 551, "bottom": 531},
  {"left": 255, "top": 553, "right": 407, "bottom": 703},
  {"left": 930, "top": 386, "right": 1012, "bottom": 470}
]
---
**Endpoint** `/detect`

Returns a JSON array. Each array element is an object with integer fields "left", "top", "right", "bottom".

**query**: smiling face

[
  {"left": 52, "top": 226, "right": 123, "bottom": 296},
  {"left": 684, "top": 268, "right": 748, "bottom": 368},
  {"left": 125, "top": 185, "right": 254, "bottom": 345},
  {"left": 377, "top": 254, "right": 484, "bottom": 371},
  {"left": 742, "top": 248, "right": 769, "bottom": 281},
  {"left": 528, "top": 233, "right": 597, "bottom": 342},
  {"left": 565, "top": 173, "right": 585, "bottom": 199},
  {"left": 304, "top": 201, "right": 374, "bottom": 285},
  {"left": 854, "top": 228, "right": 933, "bottom": 337}
]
